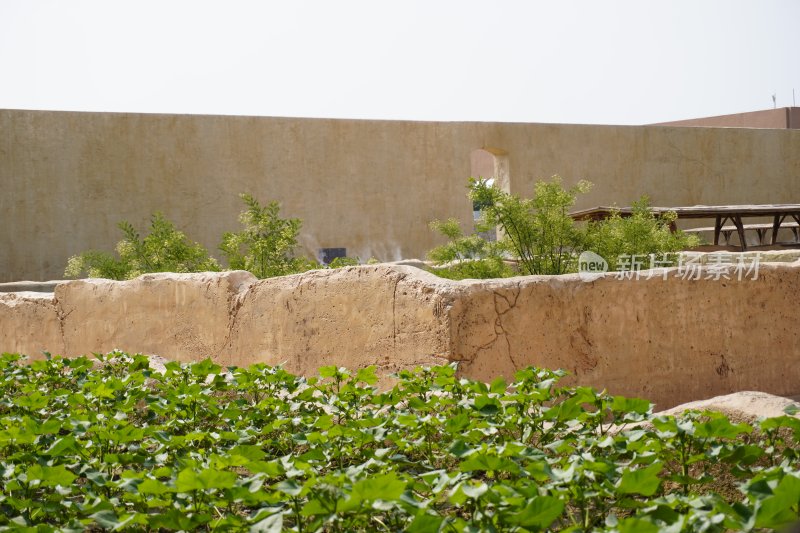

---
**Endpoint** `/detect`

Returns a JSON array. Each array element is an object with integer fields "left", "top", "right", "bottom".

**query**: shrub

[
  {"left": 427, "top": 218, "right": 514, "bottom": 280},
  {"left": 219, "top": 193, "right": 313, "bottom": 278},
  {"left": 430, "top": 177, "right": 701, "bottom": 279},
  {"left": 65, "top": 213, "right": 219, "bottom": 280},
  {"left": 584, "top": 196, "right": 701, "bottom": 271},
  {"left": 468, "top": 176, "right": 592, "bottom": 275},
  {"left": 328, "top": 256, "right": 360, "bottom": 268}
]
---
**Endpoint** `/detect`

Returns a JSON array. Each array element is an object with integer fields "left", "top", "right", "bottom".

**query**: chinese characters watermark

[{"left": 578, "top": 251, "right": 761, "bottom": 282}]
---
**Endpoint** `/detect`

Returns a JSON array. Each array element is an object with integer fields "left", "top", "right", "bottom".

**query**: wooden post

[
  {"left": 771, "top": 215, "right": 785, "bottom": 245},
  {"left": 732, "top": 215, "right": 747, "bottom": 250},
  {"left": 713, "top": 215, "right": 723, "bottom": 245}
]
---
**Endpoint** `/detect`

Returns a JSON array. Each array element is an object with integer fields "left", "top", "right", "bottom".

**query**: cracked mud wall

[
  {"left": 2, "top": 263, "right": 799, "bottom": 409},
  {"left": 53, "top": 271, "right": 256, "bottom": 362},
  {"left": 0, "top": 266, "right": 452, "bottom": 377},
  {"left": 0, "top": 292, "right": 64, "bottom": 356},
  {"left": 224, "top": 265, "right": 452, "bottom": 375},
  {"left": 448, "top": 263, "right": 800, "bottom": 408}
]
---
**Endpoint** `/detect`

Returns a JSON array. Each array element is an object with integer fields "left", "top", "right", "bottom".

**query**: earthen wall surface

[{"left": 3, "top": 262, "right": 798, "bottom": 409}]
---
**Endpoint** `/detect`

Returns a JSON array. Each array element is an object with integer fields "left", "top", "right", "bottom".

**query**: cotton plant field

[{"left": 1, "top": 352, "right": 799, "bottom": 532}]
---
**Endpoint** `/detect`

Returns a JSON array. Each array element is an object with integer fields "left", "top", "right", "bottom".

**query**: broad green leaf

[
  {"left": 617, "top": 517, "right": 660, "bottom": 533},
  {"left": 694, "top": 415, "right": 752, "bottom": 439},
  {"left": 754, "top": 494, "right": 798, "bottom": 529},
  {"left": 250, "top": 512, "right": 283, "bottom": 533},
  {"left": 176, "top": 467, "right": 238, "bottom": 492},
  {"left": 407, "top": 512, "right": 445, "bottom": 533},
  {"left": 45, "top": 435, "right": 79, "bottom": 457},
  {"left": 473, "top": 395, "right": 502, "bottom": 416},
  {"left": 774, "top": 474, "right": 800, "bottom": 501},
  {"left": 506, "top": 495, "right": 564, "bottom": 530},
  {"left": 318, "top": 366, "right": 339, "bottom": 378},
  {"left": 274, "top": 479, "right": 303, "bottom": 497},
  {"left": 26, "top": 464, "right": 77, "bottom": 487},
  {"left": 617, "top": 462, "right": 663, "bottom": 496},
  {"left": 150, "top": 508, "right": 205, "bottom": 530},
  {"left": 191, "top": 358, "right": 222, "bottom": 377},
  {"left": 611, "top": 395, "right": 652, "bottom": 414},
  {"left": 489, "top": 377, "right": 507, "bottom": 394},
  {"left": 760, "top": 415, "right": 800, "bottom": 434},
  {"left": 355, "top": 366, "right": 378, "bottom": 385},
  {"left": 460, "top": 453, "right": 520, "bottom": 474},
  {"left": 228, "top": 444, "right": 267, "bottom": 463},
  {"left": 341, "top": 472, "right": 406, "bottom": 511},
  {"left": 137, "top": 477, "right": 173, "bottom": 495},
  {"left": 445, "top": 412, "right": 471, "bottom": 433},
  {"left": 90, "top": 510, "right": 120, "bottom": 529},
  {"left": 460, "top": 481, "right": 488, "bottom": 499}
]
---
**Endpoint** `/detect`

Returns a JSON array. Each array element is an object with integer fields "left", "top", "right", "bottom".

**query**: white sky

[{"left": 1, "top": 0, "right": 798, "bottom": 125}]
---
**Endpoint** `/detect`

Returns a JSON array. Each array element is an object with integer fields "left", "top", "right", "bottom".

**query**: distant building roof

[{"left": 655, "top": 107, "right": 799, "bottom": 129}]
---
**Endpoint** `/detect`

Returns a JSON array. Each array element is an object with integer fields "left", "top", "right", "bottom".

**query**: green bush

[
  {"left": 219, "top": 193, "right": 315, "bottom": 279},
  {"left": 1, "top": 351, "right": 799, "bottom": 531},
  {"left": 65, "top": 213, "right": 220, "bottom": 280},
  {"left": 427, "top": 218, "right": 513, "bottom": 280},
  {"left": 327, "top": 256, "right": 360, "bottom": 268},
  {"left": 467, "top": 175, "right": 592, "bottom": 275},
  {"left": 584, "top": 196, "right": 700, "bottom": 271},
  {"left": 430, "top": 176, "right": 701, "bottom": 278}
]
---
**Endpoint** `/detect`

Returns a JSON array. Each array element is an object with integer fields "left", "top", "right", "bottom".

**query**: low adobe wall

[{"left": 2, "top": 260, "right": 799, "bottom": 409}]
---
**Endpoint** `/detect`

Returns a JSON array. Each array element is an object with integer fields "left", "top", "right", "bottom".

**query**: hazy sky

[{"left": 1, "top": 0, "right": 798, "bottom": 125}]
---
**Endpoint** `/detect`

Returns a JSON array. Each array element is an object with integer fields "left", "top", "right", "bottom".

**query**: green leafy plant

[
  {"left": 2, "top": 350, "right": 799, "bottom": 531},
  {"left": 64, "top": 213, "right": 219, "bottom": 280},
  {"left": 328, "top": 256, "right": 360, "bottom": 268},
  {"left": 431, "top": 177, "right": 701, "bottom": 279},
  {"left": 468, "top": 175, "right": 592, "bottom": 275},
  {"left": 584, "top": 196, "right": 701, "bottom": 271},
  {"left": 219, "top": 193, "right": 313, "bottom": 278},
  {"left": 427, "top": 218, "right": 514, "bottom": 280}
]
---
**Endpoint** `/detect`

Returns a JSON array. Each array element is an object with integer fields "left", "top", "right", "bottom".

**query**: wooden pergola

[{"left": 569, "top": 204, "right": 800, "bottom": 250}]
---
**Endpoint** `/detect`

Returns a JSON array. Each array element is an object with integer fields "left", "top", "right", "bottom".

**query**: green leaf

[
  {"left": 460, "top": 481, "right": 488, "bottom": 499},
  {"left": 460, "top": 453, "right": 520, "bottom": 474},
  {"left": 774, "top": 474, "right": 800, "bottom": 501},
  {"left": 45, "top": 435, "right": 79, "bottom": 457},
  {"left": 274, "top": 479, "right": 303, "bottom": 497},
  {"left": 755, "top": 494, "right": 798, "bottom": 529},
  {"left": 26, "top": 464, "right": 77, "bottom": 487},
  {"left": 90, "top": 510, "right": 121, "bottom": 529},
  {"left": 341, "top": 472, "right": 406, "bottom": 511},
  {"left": 506, "top": 495, "right": 564, "bottom": 530},
  {"left": 472, "top": 395, "right": 502, "bottom": 416},
  {"left": 250, "top": 512, "right": 283, "bottom": 533},
  {"left": 150, "top": 508, "right": 204, "bottom": 530},
  {"left": 407, "top": 512, "right": 445, "bottom": 533},
  {"left": 355, "top": 366, "right": 378, "bottom": 385},
  {"left": 611, "top": 395, "right": 652, "bottom": 414},
  {"left": 228, "top": 444, "right": 267, "bottom": 463},
  {"left": 318, "top": 366, "right": 339, "bottom": 378},
  {"left": 617, "top": 517, "right": 660, "bottom": 533},
  {"left": 191, "top": 358, "right": 222, "bottom": 377},
  {"left": 694, "top": 415, "right": 752, "bottom": 439},
  {"left": 617, "top": 462, "right": 663, "bottom": 496},
  {"left": 489, "top": 377, "right": 507, "bottom": 394},
  {"left": 444, "top": 413, "right": 471, "bottom": 433},
  {"left": 137, "top": 477, "right": 173, "bottom": 495},
  {"left": 176, "top": 467, "right": 238, "bottom": 492}
]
